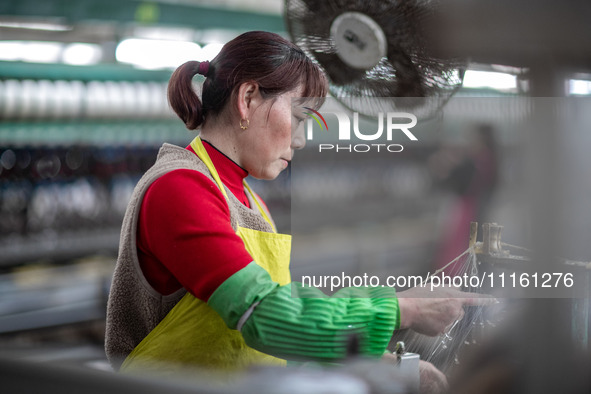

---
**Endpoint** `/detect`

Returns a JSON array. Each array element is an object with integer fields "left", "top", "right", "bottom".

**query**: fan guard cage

[{"left": 285, "top": 0, "right": 466, "bottom": 118}]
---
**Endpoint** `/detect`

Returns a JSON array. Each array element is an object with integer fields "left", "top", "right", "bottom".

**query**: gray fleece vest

[{"left": 104, "top": 143, "right": 274, "bottom": 370}]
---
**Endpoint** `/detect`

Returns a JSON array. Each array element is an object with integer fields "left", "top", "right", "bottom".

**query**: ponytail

[
  {"left": 167, "top": 61, "right": 204, "bottom": 130},
  {"left": 167, "top": 32, "right": 328, "bottom": 131}
]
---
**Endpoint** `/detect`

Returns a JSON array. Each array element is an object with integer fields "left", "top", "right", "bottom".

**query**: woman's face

[{"left": 238, "top": 88, "right": 308, "bottom": 180}]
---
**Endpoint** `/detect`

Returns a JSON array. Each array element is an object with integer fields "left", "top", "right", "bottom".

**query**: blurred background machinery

[{"left": 1, "top": 0, "right": 591, "bottom": 393}]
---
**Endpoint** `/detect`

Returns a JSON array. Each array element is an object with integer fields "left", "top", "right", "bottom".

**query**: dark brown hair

[{"left": 168, "top": 31, "right": 328, "bottom": 130}]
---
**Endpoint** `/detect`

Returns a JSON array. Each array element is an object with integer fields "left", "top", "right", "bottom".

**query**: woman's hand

[
  {"left": 419, "top": 360, "right": 449, "bottom": 394},
  {"left": 397, "top": 286, "right": 496, "bottom": 336},
  {"left": 381, "top": 354, "right": 448, "bottom": 394}
]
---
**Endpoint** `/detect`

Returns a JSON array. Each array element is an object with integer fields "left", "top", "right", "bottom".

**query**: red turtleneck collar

[{"left": 186, "top": 139, "right": 250, "bottom": 208}]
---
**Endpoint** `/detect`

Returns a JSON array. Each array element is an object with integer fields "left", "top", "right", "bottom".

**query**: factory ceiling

[{"left": 0, "top": 0, "right": 285, "bottom": 43}]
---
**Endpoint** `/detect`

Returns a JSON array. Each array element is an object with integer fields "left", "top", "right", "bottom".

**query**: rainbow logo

[{"left": 303, "top": 107, "right": 328, "bottom": 131}]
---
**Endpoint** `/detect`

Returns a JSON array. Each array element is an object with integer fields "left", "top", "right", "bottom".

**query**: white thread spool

[
  {"left": 19, "top": 79, "right": 37, "bottom": 119},
  {"left": 134, "top": 82, "right": 151, "bottom": 117},
  {"left": 35, "top": 80, "right": 53, "bottom": 119}
]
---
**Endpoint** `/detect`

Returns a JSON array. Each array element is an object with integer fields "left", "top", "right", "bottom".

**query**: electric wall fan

[{"left": 285, "top": 0, "right": 466, "bottom": 118}]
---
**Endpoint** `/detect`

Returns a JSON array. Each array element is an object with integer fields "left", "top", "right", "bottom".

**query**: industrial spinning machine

[{"left": 394, "top": 222, "right": 591, "bottom": 377}]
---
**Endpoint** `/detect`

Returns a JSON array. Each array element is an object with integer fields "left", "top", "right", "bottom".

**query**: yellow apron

[{"left": 121, "top": 137, "right": 291, "bottom": 373}]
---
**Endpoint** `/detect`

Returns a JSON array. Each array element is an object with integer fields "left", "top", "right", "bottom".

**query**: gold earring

[{"left": 240, "top": 119, "right": 249, "bottom": 130}]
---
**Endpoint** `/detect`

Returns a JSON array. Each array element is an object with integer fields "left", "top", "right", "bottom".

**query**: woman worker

[{"left": 105, "top": 31, "right": 486, "bottom": 386}]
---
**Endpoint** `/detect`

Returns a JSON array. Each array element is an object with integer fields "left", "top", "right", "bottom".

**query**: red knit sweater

[{"left": 137, "top": 140, "right": 256, "bottom": 301}]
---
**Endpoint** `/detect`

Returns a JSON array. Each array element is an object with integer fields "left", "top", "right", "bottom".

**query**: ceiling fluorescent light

[
  {"left": 116, "top": 38, "right": 201, "bottom": 70},
  {"left": 0, "top": 21, "right": 72, "bottom": 31},
  {"left": 0, "top": 41, "right": 64, "bottom": 63},
  {"left": 569, "top": 79, "right": 591, "bottom": 96},
  {"left": 0, "top": 41, "right": 24, "bottom": 61},
  {"left": 463, "top": 70, "right": 517, "bottom": 91},
  {"left": 62, "top": 43, "right": 102, "bottom": 66}
]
